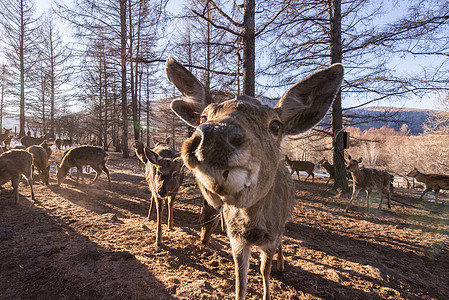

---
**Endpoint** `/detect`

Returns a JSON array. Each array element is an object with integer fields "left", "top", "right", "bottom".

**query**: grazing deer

[
  {"left": 283, "top": 155, "right": 315, "bottom": 183},
  {"left": 166, "top": 57, "right": 343, "bottom": 300},
  {"left": 407, "top": 168, "right": 449, "bottom": 201},
  {"left": 55, "top": 138, "right": 63, "bottom": 150},
  {"left": 26, "top": 144, "right": 50, "bottom": 185},
  {"left": 134, "top": 140, "right": 184, "bottom": 246},
  {"left": 20, "top": 133, "right": 50, "bottom": 148},
  {"left": 345, "top": 156, "right": 393, "bottom": 212},
  {"left": 318, "top": 158, "right": 335, "bottom": 184},
  {"left": 62, "top": 137, "right": 73, "bottom": 149},
  {"left": 0, "top": 128, "right": 12, "bottom": 147},
  {"left": 0, "top": 149, "right": 35, "bottom": 203},
  {"left": 56, "top": 145, "right": 111, "bottom": 186}
]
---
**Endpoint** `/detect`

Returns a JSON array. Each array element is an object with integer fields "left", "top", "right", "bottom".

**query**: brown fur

[
  {"left": 284, "top": 155, "right": 315, "bottom": 182},
  {"left": 318, "top": 158, "right": 335, "bottom": 184},
  {"left": 20, "top": 134, "right": 49, "bottom": 148},
  {"left": 166, "top": 57, "right": 343, "bottom": 299},
  {"left": 57, "top": 146, "right": 111, "bottom": 186},
  {"left": 0, "top": 128, "right": 12, "bottom": 147},
  {"left": 345, "top": 156, "right": 393, "bottom": 212},
  {"left": 137, "top": 140, "right": 184, "bottom": 246},
  {"left": 26, "top": 145, "right": 50, "bottom": 185},
  {"left": 0, "top": 149, "right": 35, "bottom": 203},
  {"left": 407, "top": 168, "right": 449, "bottom": 201}
]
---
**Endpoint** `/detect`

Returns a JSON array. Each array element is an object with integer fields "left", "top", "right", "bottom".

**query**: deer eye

[
  {"left": 269, "top": 120, "right": 282, "bottom": 136},
  {"left": 200, "top": 115, "right": 208, "bottom": 124}
]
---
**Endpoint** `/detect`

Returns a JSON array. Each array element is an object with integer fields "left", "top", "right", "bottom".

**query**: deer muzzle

[{"left": 182, "top": 122, "right": 245, "bottom": 170}]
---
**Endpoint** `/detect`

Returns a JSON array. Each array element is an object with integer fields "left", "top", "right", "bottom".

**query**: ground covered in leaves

[{"left": 0, "top": 150, "right": 448, "bottom": 299}]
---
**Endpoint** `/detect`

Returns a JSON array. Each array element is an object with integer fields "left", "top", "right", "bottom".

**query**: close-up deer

[
  {"left": 134, "top": 140, "right": 185, "bottom": 247},
  {"left": 284, "top": 155, "right": 315, "bottom": 182},
  {"left": 0, "top": 149, "right": 35, "bottom": 203},
  {"left": 345, "top": 156, "right": 393, "bottom": 212},
  {"left": 166, "top": 57, "right": 343, "bottom": 300},
  {"left": 407, "top": 168, "right": 449, "bottom": 201}
]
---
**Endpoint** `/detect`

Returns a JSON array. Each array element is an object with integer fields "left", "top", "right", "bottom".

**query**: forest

[{"left": 0, "top": 1, "right": 449, "bottom": 299}]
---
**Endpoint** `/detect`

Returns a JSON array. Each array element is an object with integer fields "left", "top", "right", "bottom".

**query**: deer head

[{"left": 166, "top": 57, "right": 343, "bottom": 209}]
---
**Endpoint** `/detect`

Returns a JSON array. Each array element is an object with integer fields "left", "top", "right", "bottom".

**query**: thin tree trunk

[
  {"left": 19, "top": 0, "right": 25, "bottom": 137},
  {"left": 330, "top": 0, "right": 348, "bottom": 191},
  {"left": 242, "top": 0, "right": 255, "bottom": 97},
  {"left": 120, "top": 0, "right": 129, "bottom": 158}
]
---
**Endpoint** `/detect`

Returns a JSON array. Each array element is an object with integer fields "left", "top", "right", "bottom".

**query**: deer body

[
  {"left": 318, "top": 158, "right": 335, "bottom": 184},
  {"left": 134, "top": 140, "right": 184, "bottom": 246},
  {"left": 0, "top": 128, "right": 12, "bottom": 147},
  {"left": 166, "top": 57, "right": 343, "bottom": 299},
  {"left": 0, "top": 149, "right": 35, "bottom": 203},
  {"left": 56, "top": 145, "right": 111, "bottom": 186},
  {"left": 26, "top": 144, "right": 50, "bottom": 185},
  {"left": 284, "top": 155, "right": 315, "bottom": 182},
  {"left": 345, "top": 157, "right": 393, "bottom": 212},
  {"left": 407, "top": 168, "right": 449, "bottom": 201},
  {"left": 20, "top": 134, "right": 49, "bottom": 148}
]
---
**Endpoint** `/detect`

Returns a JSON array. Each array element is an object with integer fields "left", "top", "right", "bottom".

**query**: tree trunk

[
  {"left": 120, "top": 0, "right": 129, "bottom": 158},
  {"left": 242, "top": 0, "right": 255, "bottom": 97},
  {"left": 19, "top": 0, "right": 25, "bottom": 138},
  {"left": 330, "top": 0, "right": 348, "bottom": 191}
]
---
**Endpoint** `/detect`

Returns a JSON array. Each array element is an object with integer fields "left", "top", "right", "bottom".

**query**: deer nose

[{"left": 196, "top": 123, "right": 244, "bottom": 148}]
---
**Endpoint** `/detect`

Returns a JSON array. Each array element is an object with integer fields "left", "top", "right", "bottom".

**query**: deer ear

[
  {"left": 276, "top": 63, "right": 343, "bottom": 136},
  {"left": 166, "top": 57, "right": 210, "bottom": 127},
  {"left": 357, "top": 157, "right": 363, "bottom": 163},
  {"left": 144, "top": 147, "right": 159, "bottom": 165}
]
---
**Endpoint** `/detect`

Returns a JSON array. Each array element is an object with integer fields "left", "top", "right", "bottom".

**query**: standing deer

[
  {"left": 166, "top": 57, "right": 343, "bottom": 300},
  {"left": 318, "top": 158, "right": 335, "bottom": 184},
  {"left": 345, "top": 156, "right": 393, "bottom": 212},
  {"left": 283, "top": 155, "right": 315, "bottom": 182},
  {"left": 134, "top": 140, "right": 184, "bottom": 246},
  {"left": 26, "top": 144, "right": 50, "bottom": 185},
  {"left": 0, "top": 128, "right": 12, "bottom": 147},
  {"left": 407, "top": 168, "right": 449, "bottom": 201},
  {"left": 0, "top": 149, "right": 35, "bottom": 203},
  {"left": 56, "top": 145, "right": 111, "bottom": 186},
  {"left": 20, "top": 133, "right": 50, "bottom": 148}
]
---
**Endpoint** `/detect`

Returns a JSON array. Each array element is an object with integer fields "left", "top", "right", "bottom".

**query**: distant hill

[{"left": 344, "top": 107, "right": 435, "bottom": 135}]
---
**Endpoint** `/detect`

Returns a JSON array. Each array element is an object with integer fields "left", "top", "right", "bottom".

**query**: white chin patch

[{"left": 195, "top": 165, "right": 259, "bottom": 195}]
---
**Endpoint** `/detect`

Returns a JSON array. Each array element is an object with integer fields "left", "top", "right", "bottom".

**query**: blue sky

[{"left": 32, "top": 0, "right": 445, "bottom": 111}]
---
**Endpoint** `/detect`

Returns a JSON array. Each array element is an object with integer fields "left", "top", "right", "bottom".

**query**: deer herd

[{"left": 1, "top": 58, "right": 448, "bottom": 299}]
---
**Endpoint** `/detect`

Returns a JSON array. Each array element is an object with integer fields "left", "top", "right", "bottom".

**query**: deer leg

[
  {"left": 419, "top": 187, "right": 432, "bottom": 200},
  {"left": 76, "top": 165, "right": 84, "bottom": 184},
  {"left": 91, "top": 165, "right": 102, "bottom": 183},
  {"left": 155, "top": 196, "right": 163, "bottom": 246},
  {"left": 260, "top": 250, "right": 274, "bottom": 300},
  {"left": 311, "top": 172, "right": 314, "bottom": 183},
  {"left": 435, "top": 188, "right": 440, "bottom": 202},
  {"left": 167, "top": 195, "right": 174, "bottom": 230},
  {"left": 345, "top": 188, "right": 360, "bottom": 212},
  {"left": 148, "top": 194, "right": 154, "bottom": 219},
  {"left": 231, "top": 242, "right": 250, "bottom": 300},
  {"left": 366, "top": 191, "right": 370, "bottom": 212},
  {"left": 23, "top": 170, "right": 35, "bottom": 201},
  {"left": 378, "top": 194, "right": 384, "bottom": 210},
  {"left": 297, "top": 171, "right": 301, "bottom": 181},
  {"left": 11, "top": 177, "right": 19, "bottom": 204},
  {"left": 276, "top": 241, "right": 284, "bottom": 272},
  {"left": 102, "top": 163, "right": 111, "bottom": 185}
]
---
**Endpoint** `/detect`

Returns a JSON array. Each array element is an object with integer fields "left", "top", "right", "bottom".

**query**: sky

[{"left": 26, "top": 0, "right": 449, "bottom": 112}]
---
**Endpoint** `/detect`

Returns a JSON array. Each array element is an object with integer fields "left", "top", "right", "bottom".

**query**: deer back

[{"left": 0, "top": 149, "right": 33, "bottom": 182}]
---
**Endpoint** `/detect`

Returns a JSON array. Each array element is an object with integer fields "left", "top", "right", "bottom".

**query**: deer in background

[
  {"left": 56, "top": 145, "right": 111, "bottom": 186},
  {"left": 318, "top": 158, "right": 335, "bottom": 185},
  {"left": 0, "top": 128, "right": 12, "bottom": 147},
  {"left": 20, "top": 133, "right": 50, "bottom": 148},
  {"left": 407, "top": 168, "right": 449, "bottom": 201},
  {"left": 0, "top": 149, "right": 35, "bottom": 203},
  {"left": 284, "top": 155, "right": 315, "bottom": 183},
  {"left": 345, "top": 156, "right": 393, "bottom": 212},
  {"left": 166, "top": 57, "right": 343, "bottom": 300},
  {"left": 134, "top": 139, "right": 184, "bottom": 246}
]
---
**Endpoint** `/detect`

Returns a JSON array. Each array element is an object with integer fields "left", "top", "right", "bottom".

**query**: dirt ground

[{"left": 1, "top": 150, "right": 448, "bottom": 300}]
